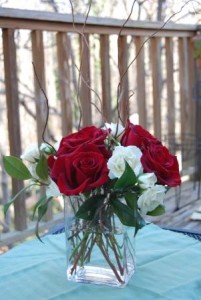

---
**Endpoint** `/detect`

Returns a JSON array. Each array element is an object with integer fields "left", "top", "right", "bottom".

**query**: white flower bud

[
  {"left": 21, "top": 144, "right": 40, "bottom": 163},
  {"left": 104, "top": 123, "right": 124, "bottom": 136}
]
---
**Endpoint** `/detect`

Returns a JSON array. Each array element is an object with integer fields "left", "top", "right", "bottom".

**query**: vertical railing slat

[
  {"left": 100, "top": 34, "right": 111, "bottom": 122},
  {"left": 135, "top": 36, "right": 147, "bottom": 128},
  {"left": 31, "top": 30, "right": 53, "bottom": 221},
  {"left": 178, "top": 37, "right": 192, "bottom": 137},
  {"left": 2, "top": 28, "right": 27, "bottom": 230},
  {"left": 56, "top": 32, "right": 72, "bottom": 135},
  {"left": 150, "top": 37, "right": 161, "bottom": 139},
  {"left": 178, "top": 37, "right": 195, "bottom": 171},
  {"left": 79, "top": 34, "right": 92, "bottom": 127},
  {"left": 165, "top": 37, "right": 175, "bottom": 151},
  {"left": 31, "top": 30, "right": 48, "bottom": 143},
  {"left": 117, "top": 35, "right": 129, "bottom": 125},
  {"left": 187, "top": 37, "right": 196, "bottom": 135}
]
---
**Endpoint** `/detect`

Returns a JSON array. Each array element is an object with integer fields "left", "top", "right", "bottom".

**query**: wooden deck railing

[{"left": 0, "top": 8, "right": 200, "bottom": 245}]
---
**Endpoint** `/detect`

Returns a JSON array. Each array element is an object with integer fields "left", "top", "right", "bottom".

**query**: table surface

[{"left": 0, "top": 223, "right": 201, "bottom": 300}]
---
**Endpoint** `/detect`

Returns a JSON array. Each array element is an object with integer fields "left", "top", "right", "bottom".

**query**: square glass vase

[{"left": 64, "top": 195, "right": 136, "bottom": 288}]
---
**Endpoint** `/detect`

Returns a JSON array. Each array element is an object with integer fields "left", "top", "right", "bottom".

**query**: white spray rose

[
  {"left": 104, "top": 123, "right": 124, "bottom": 136},
  {"left": 107, "top": 145, "right": 143, "bottom": 179},
  {"left": 138, "top": 173, "right": 157, "bottom": 189},
  {"left": 137, "top": 185, "right": 166, "bottom": 215},
  {"left": 46, "top": 179, "right": 61, "bottom": 198},
  {"left": 21, "top": 144, "right": 40, "bottom": 163}
]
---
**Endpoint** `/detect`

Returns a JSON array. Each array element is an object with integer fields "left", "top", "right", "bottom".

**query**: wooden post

[
  {"left": 56, "top": 32, "right": 72, "bottom": 135},
  {"left": 165, "top": 37, "right": 175, "bottom": 152},
  {"left": 193, "top": 32, "right": 201, "bottom": 180},
  {"left": 178, "top": 37, "right": 196, "bottom": 172},
  {"left": 79, "top": 34, "right": 92, "bottom": 127},
  {"left": 2, "top": 29, "right": 27, "bottom": 230},
  {"left": 150, "top": 37, "right": 161, "bottom": 139},
  {"left": 187, "top": 36, "right": 196, "bottom": 136},
  {"left": 135, "top": 36, "right": 147, "bottom": 128},
  {"left": 178, "top": 37, "right": 192, "bottom": 139},
  {"left": 118, "top": 35, "right": 129, "bottom": 125},
  {"left": 31, "top": 30, "right": 48, "bottom": 144},
  {"left": 31, "top": 30, "right": 52, "bottom": 221},
  {"left": 100, "top": 34, "right": 112, "bottom": 123}
]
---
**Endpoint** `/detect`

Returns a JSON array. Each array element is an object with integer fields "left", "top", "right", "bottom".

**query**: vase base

[{"left": 67, "top": 265, "right": 135, "bottom": 288}]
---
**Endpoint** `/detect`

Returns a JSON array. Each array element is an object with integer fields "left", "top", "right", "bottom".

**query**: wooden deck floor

[{"left": 149, "top": 180, "right": 201, "bottom": 231}]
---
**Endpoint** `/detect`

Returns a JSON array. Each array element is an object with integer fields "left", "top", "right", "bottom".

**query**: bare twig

[
  {"left": 116, "top": 0, "right": 196, "bottom": 126},
  {"left": 32, "top": 62, "right": 55, "bottom": 149},
  {"left": 117, "top": 0, "right": 196, "bottom": 96},
  {"left": 69, "top": 0, "right": 93, "bottom": 129}
]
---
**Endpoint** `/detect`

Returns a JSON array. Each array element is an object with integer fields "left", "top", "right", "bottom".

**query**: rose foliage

[{"left": 3, "top": 121, "right": 181, "bottom": 236}]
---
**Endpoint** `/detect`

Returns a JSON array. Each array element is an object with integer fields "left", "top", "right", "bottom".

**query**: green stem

[
  {"left": 84, "top": 234, "right": 96, "bottom": 262},
  {"left": 69, "top": 230, "right": 89, "bottom": 261},
  {"left": 70, "top": 232, "right": 90, "bottom": 275},
  {"left": 97, "top": 236, "right": 125, "bottom": 284},
  {"left": 108, "top": 234, "right": 124, "bottom": 276}
]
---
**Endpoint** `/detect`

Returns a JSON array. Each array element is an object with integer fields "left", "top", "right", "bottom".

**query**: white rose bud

[
  {"left": 107, "top": 145, "right": 143, "bottom": 179},
  {"left": 21, "top": 144, "right": 40, "bottom": 163},
  {"left": 40, "top": 143, "right": 54, "bottom": 155},
  {"left": 137, "top": 185, "right": 166, "bottom": 215},
  {"left": 104, "top": 122, "right": 124, "bottom": 136}
]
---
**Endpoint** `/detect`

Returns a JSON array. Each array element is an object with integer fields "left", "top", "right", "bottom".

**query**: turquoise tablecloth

[{"left": 0, "top": 224, "right": 201, "bottom": 300}]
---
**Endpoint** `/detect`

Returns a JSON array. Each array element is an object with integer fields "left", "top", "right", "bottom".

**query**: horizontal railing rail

[{"left": 0, "top": 8, "right": 197, "bottom": 35}]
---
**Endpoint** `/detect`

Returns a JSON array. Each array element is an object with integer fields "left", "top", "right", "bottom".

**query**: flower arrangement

[
  {"left": 3, "top": 120, "right": 181, "bottom": 286},
  {"left": 3, "top": 120, "right": 181, "bottom": 228}
]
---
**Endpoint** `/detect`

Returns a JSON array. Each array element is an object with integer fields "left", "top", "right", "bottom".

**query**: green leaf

[
  {"left": 133, "top": 207, "right": 146, "bottom": 236},
  {"left": 36, "top": 154, "right": 48, "bottom": 181},
  {"left": 111, "top": 198, "right": 136, "bottom": 227},
  {"left": 32, "top": 195, "right": 51, "bottom": 220},
  {"left": 124, "top": 192, "right": 138, "bottom": 210},
  {"left": 111, "top": 195, "right": 146, "bottom": 235},
  {"left": 75, "top": 195, "right": 105, "bottom": 221},
  {"left": 3, "top": 156, "right": 32, "bottom": 180},
  {"left": 114, "top": 162, "right": 137, "bottom": 191},
  {"left": 35, "top": 197, "right": 52, "bottom": 242},
  {"left": 147, "top": 205, "right": 165, "bottom": 216},
  {"left": 3, "top": 183, "right": 37, "bottom": 216}
]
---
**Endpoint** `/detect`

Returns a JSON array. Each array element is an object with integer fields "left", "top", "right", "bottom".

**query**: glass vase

[{"left": 64, "top": 195, "right": 135, "bottom": 288}]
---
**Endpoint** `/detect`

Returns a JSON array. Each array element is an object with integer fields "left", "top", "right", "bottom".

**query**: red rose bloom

[
  {"left": 141, "top": 143, "right": 181, "bottom": 187},
  {"left": 57, "top": 126, "right": 110, "bottom": 158},
  {"left": 50, "top": 144, "right": 109, "bottom": 195},
  {"left": 121, "top": 121, "right": 160, "bottom": 150}
]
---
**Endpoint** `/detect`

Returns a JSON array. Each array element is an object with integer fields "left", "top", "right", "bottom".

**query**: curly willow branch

[
  {"left": 115, "top": 0, "right": 137, "bottom": 135},
  {"left": 32, "top": 0, "right": 197, "bottom": 142},
  {"left": 69, "top": 0, "right": 93, "bottom": 130},
  {"left": 116, "top": 0, "right": 196, "bottom": 123},
  {"left": 73, "top": 63, "right": 106, "bottom": 124},
  {"left": 32, "top": 62, "right": 55, "bottom": 151}
]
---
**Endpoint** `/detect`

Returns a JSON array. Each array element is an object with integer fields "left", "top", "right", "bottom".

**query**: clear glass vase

[{"left": 64, "top": 195, "right": 136, "bottom": 288}]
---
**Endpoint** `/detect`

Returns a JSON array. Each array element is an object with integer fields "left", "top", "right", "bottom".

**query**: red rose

[
  {"left": 57, "top": 126, "right": 110, "bottom": 158},
  {"left": 50, "top": 144, "right": 109, "bottom": 195},
  {"left": 141, "top": 143, "right": 181, "bottom": 187},
  {"left": 121, "top": 121, "right": 160, "bottom": 150}
]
